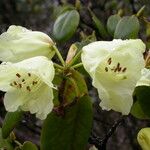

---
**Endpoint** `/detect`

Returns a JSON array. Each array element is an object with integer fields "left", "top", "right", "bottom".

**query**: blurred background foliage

[{"left": 0, "top": 0, "right": 150, "bottom": 150}]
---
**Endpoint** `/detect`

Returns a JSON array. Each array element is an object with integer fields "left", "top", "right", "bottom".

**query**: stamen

[
  {"left": 32, "top": 81, "right": 38, "bottom": 85},
  {"left": 122, "top": 68, "right": 127, "bottom": 72},
  {"left": 16, "top": 73, "right": 21, "bottom": 78},
  {"left": 105, "top": 67, "right": 108, "bottom": 72},
  {"left": 28, "top": 73, "right": 31, "bottom": 77},
  {"left": 22, "top": 79, "right": 25, "bottom": 82},
  {"left": 10, "top": 83, "right": 13, "bottom": 86},
  {"left": 117, "top": 63, "right": 120, "bottom": 69},
  {"left": 107, "top": 58, "right": 112, "bottom": 65},
  {"left": 13, "top": 81, "right": 17, "bottom": 85},
  {"left": 118, "top": 67, "right": 122, "bottom": 72},
  {"left": 26, "top": 86, "right": 31, "bottom": 92},
  {"left": 18, "top": 84, "right": 22, "bottom": 88}
]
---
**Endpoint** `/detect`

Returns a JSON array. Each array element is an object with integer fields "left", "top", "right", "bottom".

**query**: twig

[{"left": 89, "top": 117, "right": 124, "bottom": 150}]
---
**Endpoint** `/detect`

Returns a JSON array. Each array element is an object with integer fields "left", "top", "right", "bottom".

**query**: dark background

[{"left": 0, "top": 0, "right": 150, "bottom": 149}]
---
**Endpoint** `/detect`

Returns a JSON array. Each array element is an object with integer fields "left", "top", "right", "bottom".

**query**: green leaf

[
  {"left": 21, "top": 141, "right": 38, "bottom": 150},
  {"left": 53, "top": 10, "right": 80, "bottom": 42},
  {"left": 114, "top": 15, "right": 140, "bottom": 39},
  {"left": 131, "top": 101, "right": 149, "bottom": 119},
  {"left": 0, "top": 128, "right": 14, "bottom": 150},
  {"left": 40, "top": 95, "right": 93, "bottom": 150},
  {"left": 134, "top": 86, "right": 150, "bottom": 117},
  {"left": 107, "top": 14, "right": 121, "bottom": 36},
  {"left": 2, "top": 111, "right": 23, "bottom": 138},
  {"left": 90, "top": 10, "right": 108, "bottom": 38}
]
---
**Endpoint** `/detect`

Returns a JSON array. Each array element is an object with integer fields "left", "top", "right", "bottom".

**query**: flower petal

[
  {"left": 0, "top": 25, "right": 55, "bottom": 62},
  {"left": 21, "top": 84, "right": 54, "bottom": 120},
  {"left": 82, "top": 39, "right": 145, "bottom": 114}
]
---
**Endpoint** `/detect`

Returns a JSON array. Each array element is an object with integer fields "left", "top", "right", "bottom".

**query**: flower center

[
  {"left": 10, "top": 72, "right": 41, "bottom": 92},
  {"left": 104, "top": 57, "right": 127, "bottom": 80}
]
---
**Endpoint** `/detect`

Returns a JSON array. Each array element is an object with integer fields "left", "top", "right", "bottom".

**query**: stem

[
  {"left": 136, "top": 5, "right": 145, "bottom": 17},
  {"left": 54, "top": 63, "right": 64, "bottom": 70},
  {"left": 72, "top": 63, "right": 83, "bottom": 69},
  {"left": 53, "top": 45, "right": 65, "bottom": 66},
  {"left": 68, "top": 50, "right": 82, "bottom": 67}
]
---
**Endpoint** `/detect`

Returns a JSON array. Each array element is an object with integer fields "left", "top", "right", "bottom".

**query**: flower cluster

[
  {"left": 0, "top": 25, "right": 55, "bottom": 119},
  {"left": 0, "top": 25, "right": 149, "bottom": 120}
]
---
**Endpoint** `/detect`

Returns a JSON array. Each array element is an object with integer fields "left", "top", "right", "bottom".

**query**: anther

[
  {"left": 105, "top": 67, "right": 108, "bottom": 72},
  {"left": 117, "top": 63, "right": 120, "bottom": 69},
  {"left": 22, "top": 79, "right": 25, "bottom": 82},
  {"left": 28, "top": 73, "right": 31, "bottom": 77},
  {"left": 13, "top": 81, "right": 17, "bottom": 85},
  {"left": 26, "top": 86, "right": 31, "bottom": 92},
  {"left": 122, "top": 67, "right": 127, "bottom": 72},
  {"left": 107, "top": 58, "right": 112, "bottom": 65},
  {"left": 118, "top": 67, "right": 122, "bottom": 72},
  {"left": 18, "top": 84, "right": 22, "bottom": 88},
  {"left": 16, "top": 73, "right": 21, "bottom": 78},
  {"left": 32, "top": 81, "right": 38, "bottom": 85}
]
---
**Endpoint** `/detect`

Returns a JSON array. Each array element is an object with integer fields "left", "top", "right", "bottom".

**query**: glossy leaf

[
  {"left": 131, "top": 101, "right": 149, "bottom": 119},
  {"left": 41, "top": 94, "right": 93, "bottom": 150},
  {"left": 114, "top": 15, "right": 140, "bottom": 39},
  {"left": 21, "top": 141, "right": 38, "bottom": 150},
  {"left": 53, "top": 10, "right": 80, "bottom": 42},
  {"left": 2, "top": 111, "right": 23, "bottom": 138},
  {"left": 134, "top": 86, "right": 150, "bottom": 117},
  {"left": 107, "top": 14, "right": 121, "bottom": 36}
]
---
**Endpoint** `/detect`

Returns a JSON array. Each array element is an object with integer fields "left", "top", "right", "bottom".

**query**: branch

[{"left": 89, "top": 117, "right": 124, "bottom": 150}]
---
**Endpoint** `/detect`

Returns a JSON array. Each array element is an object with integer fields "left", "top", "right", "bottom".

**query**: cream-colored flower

[
  {"left": 137, "top": 128, "right": 150, "bottom": 150},
  {"left": 81, "top": 39, "right": 145, "bottom": 115},
  {"left": 136, "top": 68, "right": 150, "bottom": 87},
  {"left": 0, "top": 56, "right": 55, "bottom": 119},
  {"left": 0, "top": 25, "right": 55, "bottom": 62}
]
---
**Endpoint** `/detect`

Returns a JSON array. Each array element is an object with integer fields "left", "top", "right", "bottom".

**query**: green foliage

[
  {"left": 40, "top": 94, "right": 93, "bottom": 150},
  {"left": 2, "top": 111, "right": 23, "bottom": 138},
  {"left": 107, "top": 14, "right": 121, "bottom": 36},
  {"left": 0, "top": 128, "right": 14, "bottom": 150},
  {"left": 89, "top": 10, "right": 108, "bottom": 38},
  {"left": 53, "top": 10, "right": 80, "bottom": 42},
  {"left": 114, "top": 15, "right": 140, "bottom": 39},
  {"left": 131, "top": 101, "right": 149, "bottom": 119},
  {"left": 132, "top": 86, "right": 150, "bottom": 119}
]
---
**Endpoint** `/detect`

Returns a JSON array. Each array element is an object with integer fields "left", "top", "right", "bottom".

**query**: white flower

[
  {"left": 137, "top": 128, "right": 150, "bottom": 150},
  {"left": 136, "top": 68, "right": 150, "bottom": 87},
  {"left": 0, "top": 25, "right": 55, "bottom": 62},
  {"left": 81, "top": 39, "right": 145, "bottom": 115},
  {"left": 0, "top": 56, "right": 55, "bottom": 120}
]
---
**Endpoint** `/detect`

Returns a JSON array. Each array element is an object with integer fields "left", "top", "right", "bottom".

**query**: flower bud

[
  {"left": 0, "top": 25, "right": 55, "bottom": 62},
  {"left": 137, "top": 128, "right": 150, "bottom": 150}
]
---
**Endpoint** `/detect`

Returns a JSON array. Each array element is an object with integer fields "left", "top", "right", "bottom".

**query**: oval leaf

[
  {"left": 2, "top": 111, "right": 23, "bottom": 138},
  {"left": 53, "top": 10, "right": 80, "bottom": 42},
  {"left": 40, "top": 95, "right": 93, "bottom": 150},
  {"left": 114, "top": 15, "right": 140, "bottom": 39},
  {"left": 21, "top": 141, "right": 38, "bottom": 150},
  {"left": 131, "top": 101, "right": 149, "bottom": 119},
  {"left": 107, "top": 14, "right": 121, "bottom": 36},
  {"left": 134, "top": 86, "right": 150, "bottom": 117}
]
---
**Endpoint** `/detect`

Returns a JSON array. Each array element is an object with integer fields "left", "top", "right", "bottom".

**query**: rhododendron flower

[
  {"left": 137, "top": 128, "right": 150, "bottom": 150},
  {"left": 0, "top": 56, "right": 55, "bottom": 119},
  {"left": 137, "top": 68, "right": 150, "bottom": 87},
  {"left": 81, "top": 39, "right": 145, "bottom": 115},
  {"left": 0, "top": 25, "right": 55, "bottom": 62}
]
